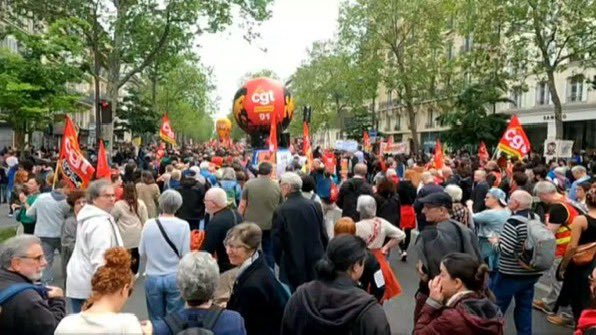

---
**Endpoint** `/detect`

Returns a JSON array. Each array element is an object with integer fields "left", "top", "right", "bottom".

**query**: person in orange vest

[{"left": 532, "top": 181, "right": 583, "bottom": 327}]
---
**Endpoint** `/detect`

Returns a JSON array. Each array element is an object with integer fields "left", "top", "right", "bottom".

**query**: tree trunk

[{"left": 546, "top": 69, "right": 564, "bottom": 139}]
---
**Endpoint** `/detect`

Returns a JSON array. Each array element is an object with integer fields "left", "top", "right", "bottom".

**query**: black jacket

[
  {"left": 360, "top": 251, "right": 385, "bottom": 302},
  {"left": 337, "top": 177, "right": 374, "bottom": 221},
  {"left": 228, "top": 253, "right": 289, "bottom": 335},
  {"left": 272, "top": 192, "right": 328, "bottom": 291},
  {"left": 176, "top": 177, "right": 206, "bottom": 221},
  {"left": 202, "top": 208, "right": 242, "bottom": 272},
  {"left": 397, "top": 180, "right": 417, "bottom": 206},
  {"left": 471, "top": 181, "right": 489, "bottom": 213},
  {"left": 374, "top": 192, "right": 401, "bottom": 227},
  {"left": 281, "top": 275, "right": 390, "bottom": 335},
  {"left": 0, "top": 269, "right": 66, "bottom": 335}
]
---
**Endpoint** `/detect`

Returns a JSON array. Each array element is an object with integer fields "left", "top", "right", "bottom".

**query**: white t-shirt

[{"left": 54, "top": 312, "right": 143, "bottom": 334}]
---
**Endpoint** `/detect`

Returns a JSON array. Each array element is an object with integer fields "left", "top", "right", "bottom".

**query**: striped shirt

[{"left": 496, "top": 210, "right": 543, "bottom": 276}]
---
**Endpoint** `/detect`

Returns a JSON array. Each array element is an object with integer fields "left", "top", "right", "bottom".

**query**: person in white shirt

[
  {"left": 55, "top": 247, "right": 151, "bottom": 334},
  {"left": 66, "top": 179, "right": 123, "bottom": 313}
]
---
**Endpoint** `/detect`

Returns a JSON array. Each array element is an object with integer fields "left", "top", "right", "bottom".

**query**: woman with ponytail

[
  {"left": 414, "top": 253, "right": 504, "bottom": 335},
  {"left": 281, "top": 235, "right": 390, "bottom": 335},
  {"left": 112, "top": 182, "right": 148, "bottom": 274},
  {"left": 55, "top": 247, "right": 152, "bottom": 334}
]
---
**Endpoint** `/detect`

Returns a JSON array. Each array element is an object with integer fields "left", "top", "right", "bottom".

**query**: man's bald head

[
  {"left": 354, "top": 163, "right": 367, "bottom": 177},
  {"left": 509, "top": 190, "right": 533, "bottom": 211}
]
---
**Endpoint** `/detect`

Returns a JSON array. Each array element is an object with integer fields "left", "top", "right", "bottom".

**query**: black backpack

[{"left": 163, "top": 307, "right": 224, "bottom": 335}]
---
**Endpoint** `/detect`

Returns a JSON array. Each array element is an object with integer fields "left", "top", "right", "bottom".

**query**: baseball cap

[
  {"left": 487, "top": 188, "right": 507, "bottom": 206},
  {"left": 419, "top": 192, "right": 452, "bottom": 209}
]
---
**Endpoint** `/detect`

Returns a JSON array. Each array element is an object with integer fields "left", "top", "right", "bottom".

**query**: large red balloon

[{"left": 232, "top": 77, "right": 294, "bottom": 135}]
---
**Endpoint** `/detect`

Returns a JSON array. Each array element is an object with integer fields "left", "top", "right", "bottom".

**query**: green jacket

[{"left": 17, "top": 193, "right": 39, "bottom": 225}]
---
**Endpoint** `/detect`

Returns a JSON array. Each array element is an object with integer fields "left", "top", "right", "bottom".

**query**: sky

[{"left": 197, "top": 0, "right": 341, "bottom": 118}]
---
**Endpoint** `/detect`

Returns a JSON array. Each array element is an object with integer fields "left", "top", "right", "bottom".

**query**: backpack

[
  {"left": 0, "top": 283, "right": 47, "bottom": 315},
  {"left": 163, "top": 307, "right": 224, "bottom": 335},
  {"left": 512, "top": 214, "right": 556, "bottom": 272}
]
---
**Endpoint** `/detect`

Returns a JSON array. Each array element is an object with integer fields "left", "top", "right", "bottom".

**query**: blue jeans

[
  {"left": 0, "top": 184, "right": 7, "bottom": 203},
  {"left": 40, "top": 237, "right": 61, "bottom": 285},
  {"left": 69, "top": 298, "right": 86, "bottom": 313},
  {"left": 145, "top": 273, "right": 184, "bottom": 322},
  {"left": 492, "top": 272, "right": 539, "bottom": 335}
]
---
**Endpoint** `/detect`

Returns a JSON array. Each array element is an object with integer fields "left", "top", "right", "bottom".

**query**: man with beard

[{"left": 0, "top": 235, "right": 66, "bottom": 334}]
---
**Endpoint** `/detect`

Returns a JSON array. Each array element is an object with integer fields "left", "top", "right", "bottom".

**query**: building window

[
  {"left": 425, "top": 109, "right": 434, "bottom": 129},
  {"left": 567, "top": 75, "right": 584, "bottom": 103},
  {"left": 394, "top": 113, "right": 401, "bottom": 131},
  {"left": 510, "top": 88, "right": 523, "bottom": 108},
  {"left": 385, "top": 111, "right": 391, "bottom": 131},
  {"left": 536, "top": 82, "right": 550, "bottom": 106}
]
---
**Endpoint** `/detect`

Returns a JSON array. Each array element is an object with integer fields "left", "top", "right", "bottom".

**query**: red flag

[
  {"left": 363, "top": 131, "right": 371, "bottom": 152},
  {"left": 497, "top": 115, "right": 531, "bottom": 158},
  {"left": 160, "top": 114, "right": 176, "bottom": 146},
  {"left": 96, "top": 139, "right": 110, "bottom": 180},
  {"left": 434, "top": 138, "right": 444, "bottom": 169},
  {"left": 59, "top": 116, "right": 95, "bottom": 188},
  {"left": 478, "top": 141, "right": 489, "bottom": 162},
  {"left": 268, "top": 110, "right": 278, "bottom": 153},
  {"left": 303, "top": 121, "right": 313, "bottom": 171}
]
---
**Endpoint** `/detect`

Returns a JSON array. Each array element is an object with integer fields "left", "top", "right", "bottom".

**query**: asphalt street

[{"left": 0, "top": 203, "right": 570, "bottom": 334}]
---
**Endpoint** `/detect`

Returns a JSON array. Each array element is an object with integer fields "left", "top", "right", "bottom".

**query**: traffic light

[{"left": 99, "top": 99, "right": 112, "bottom": 123}]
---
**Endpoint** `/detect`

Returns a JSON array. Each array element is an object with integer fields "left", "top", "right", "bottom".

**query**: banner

[
  {"left": 96, "top": 139, "right": 110, "bottom": 180},
  {"left": 544, "top": 139, "right": 574, "bottom": 161},
  {"left": 381, "top": 141, "right": 410, "bottom": 155},
  {"left": 497, "top": 115, "right": 530, "bottom": 158},
  {"left": 160, "top": 114, "right": 177, "bottom": 146},
  {"left": 334, "top": 140, "right": 359, "bottom": 153},
  {"left": 59, "top": 116, "right": 95, "bottom": 188}
]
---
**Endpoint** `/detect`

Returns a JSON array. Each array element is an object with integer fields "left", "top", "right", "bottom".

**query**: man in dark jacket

[
  {"left": 413, "top": 172, "right": 444, "bottom": 231},
  {"left": 273, "top": 172, "right": 328, "bottom": 292},
  {"left": 337, "top": 163, "right": 374, "bottom": 221},
  {"left": 413, "top": 192, "right": 480, "bottom": 322},
  {"left": 471, "top": 169, "right": 490, "bottom": 213},
  {"left": 202, "top": 188, "right": 242, "bottom": 273},
  {"left": 176, "top": 172, "right": 206, "bottom": 230},
  {"left": 0, "top": 235, "right": 66, "bottom": 335}
]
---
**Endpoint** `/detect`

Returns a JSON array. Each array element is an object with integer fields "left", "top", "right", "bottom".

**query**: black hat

[{"left": 419, "top": 192, "right": 452, "bottom": 209}]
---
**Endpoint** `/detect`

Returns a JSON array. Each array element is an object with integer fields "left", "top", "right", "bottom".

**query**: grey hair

[
  {"left": 554, "top": 166, "right": 567, "bottom": 176},
  {"left": 421, "top": 172, "right": 434, "bottom": 184},
  {"left": 158, "top": 190, "right": 183, "bottom": 214},
  {"left": 220, "top": 167, "right": 236, "bottom": 181},
  {"left": 177, "top": 252, "right": 219, "bottom": 306},
  {"left": 86, "top": 179, "right": 113, "bottom": 203},
  {"left": 571, "top": 165, "right": 587, "bottom": 175},
  {"left": 510, "top": 190, "right": 533, "bottom": 209},
  {"left": 533, "top": 181, "right": 557, "bottom": 196},
  {"left": 357, "top": 195, "right": 377, "bottom": 220},
  {"left": 206, "top": 187, "right": 227, "bottom": 208},
  {"left": 0, "top": 235, "right": 41, "bottom": 270},
  {"left": 280, "top": 172, "right": 302, "bottom": 192},
  {"left": 445, "top": 184, "right": 463, "bottom": 202},
  {"left": 224, "top": 222, "right": 262, "bottom": 251}
]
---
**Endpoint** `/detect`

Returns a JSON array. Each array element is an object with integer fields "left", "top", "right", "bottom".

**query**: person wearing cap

[
  {"left": 469, "top": 188, "right": 510, "bottom": 282},
  {"left": 413, "top": 191, "right": 481, "bottom": 322}
]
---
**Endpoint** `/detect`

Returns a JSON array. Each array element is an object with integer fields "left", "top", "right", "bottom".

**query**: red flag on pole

[
  {"left": 478, "top": 141, "right": 489, "bottom": 162},
  {"left": 160, "top": 114, "right": 177, "bottom": 146},
  {"left": 96, "top": 139, "right": 110, "bottom": 180},
  {"left": 268, "top": 110, "right": 278, "bottom": 153},
  {"left": 497, "top": 115, "right": 531, "bottom": 158},
  {"left": 303, "top": 121, "right": 313, "bottom": 171},
  {"left": 59, "top": 116, "right": 95, "bottom": 188},
  {"left": 434, "top": 138, "right": 444, "bottom": 169},
  {"left": 363, "top": 131, "right": 371, "bottom": 152}
]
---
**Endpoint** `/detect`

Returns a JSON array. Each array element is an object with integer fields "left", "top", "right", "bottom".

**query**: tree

[
  {"left": 238, "top": 69, "right": 280, "bottom": 86},
  {"left": 339, "top": 0, "right": 457, "bottom": 152},
  {"left": 0, "top": 19, "right": 87, "bottom": 150},
  {"left": 438, "top": 80, "right": 509, "bottom": 149},
  {"left": 14, "top": 0, "right": 274, "bottom": 144},
  {"left": 117, "top": 87, "right": 160, "bottom": 137},
  {"left": 503, "top": 0, "right": 596, "bottom": 139}
]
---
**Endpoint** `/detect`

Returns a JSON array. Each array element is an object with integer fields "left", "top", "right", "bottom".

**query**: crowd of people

[{"left": 0, "top": 142, "right": 595, "bottom": 335}]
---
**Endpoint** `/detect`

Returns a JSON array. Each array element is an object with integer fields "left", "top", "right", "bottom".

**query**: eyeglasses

[
  {"left": 19, "top": 254, "right": 45, "bottom": 262},
  {"left": 100, "top": 193, "right": 116, "bottom": 198}
]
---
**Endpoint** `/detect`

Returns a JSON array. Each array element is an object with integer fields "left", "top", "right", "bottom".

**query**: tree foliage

[{"left": 0, "top": 19, "right": 87, "bottom": 149}]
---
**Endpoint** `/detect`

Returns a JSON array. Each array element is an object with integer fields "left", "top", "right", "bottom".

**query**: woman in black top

[
  {"left": 398, "top": 170, "right": 418, "bottom": 261},
  {"left": 557, "top": 188, "right": 596, "bottom": 323}
]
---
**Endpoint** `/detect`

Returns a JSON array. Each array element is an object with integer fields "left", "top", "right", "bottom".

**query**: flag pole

[{"left": 52, "top": 160, "right": 61, "bottom": 190}]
